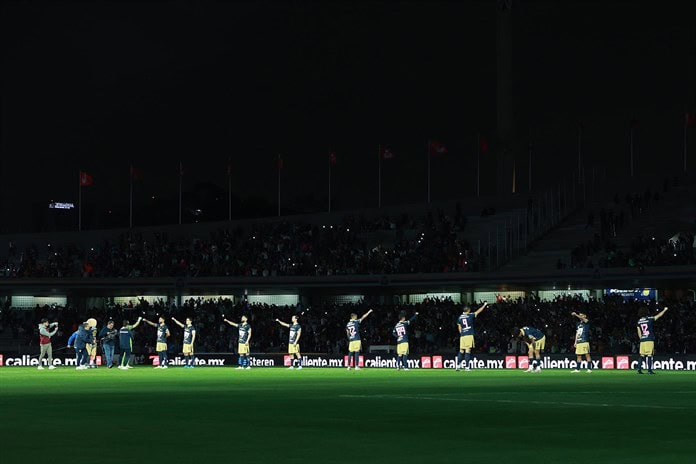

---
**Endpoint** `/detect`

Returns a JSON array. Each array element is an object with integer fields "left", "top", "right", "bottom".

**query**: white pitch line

[{"left": 338, "top": 394, "right": 690, "bottom": 410}]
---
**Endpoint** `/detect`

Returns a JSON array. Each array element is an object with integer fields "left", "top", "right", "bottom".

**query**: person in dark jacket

[
  {"left": 99, "top": 320, "right": 118, "bottom": 368},
  {"left": 74, "top": 322, "right": 94, "bottom": 370}
]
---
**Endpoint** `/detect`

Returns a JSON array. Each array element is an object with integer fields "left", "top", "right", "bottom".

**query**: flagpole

[
  {"left": 277, "top": 154, "right": 281, "bottom": 217},
  {"left": 629, "top": 123, "right": 634, "bottom": 177},
  {"left": 328, "top": 158, "right": 332, "bottom": 213},
  {"left": 228, "top": 158, "right": 232, "bottom": 222},
  {"left": 427, "top": 140, "right": 431, "bottom": 204},
  {"left": 129, "top": 164, "right": 133, "bottom": 229},
  {"left": 578, "top": 124, "right": 583, "bottom": 184},
  {"left": 78, "top": 171, "right": 82, "bottom": 232},
  {"left": 684, "top": 111, "right": 689, "bottom": 173},
  {"left": 378, "top": 145, "right": 382, "bottom": 208},
  {"left": 476, "top": 134, "right": 481, "bottom": 197},
  {"left": 528, "top": 140, "right": 532, "bottom": 192},
  {"left": 178, "top": 161, "right": 182, "bottom": 225}
]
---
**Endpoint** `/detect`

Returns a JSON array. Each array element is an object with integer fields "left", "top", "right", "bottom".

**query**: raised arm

[
  {"left": 246, "top": 328, "right": 251, "bottom": 345},
  {"left": 408, "top": 312, "right": 419, "bottom": 324},
  {"left": 570, "top": 312, "right": 588, "bottom": 322},
  {"left": 359, "top": 309, "right": 374, "bottom": 322},
  {"left": 223, "top": 318, "right": 239, "bottom": 328},
  {"left": 191, "top": 328, "right": 196, "bottom": 345},
  {"left": 171, "top": 317, "right": 185, "bottom": 328},
  {"left": 474, "top": 302, "right": 488, "bottom": 316},
  {"left": 654, "top": 306, "right": 669, "bottom": 321},
  {"left": 143, "top": 319, "right": 157, "bottom": 328},
  {"left": 275, "top": 319, "right": 290, "bottom": 328},
  {"left": 131, "top": 317, "right": 143, "bottom": 329}
]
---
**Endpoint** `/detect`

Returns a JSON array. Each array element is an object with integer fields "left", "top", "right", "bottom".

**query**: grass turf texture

[{"left": 1, "top": 368, "right": 694, "bottom": 464}]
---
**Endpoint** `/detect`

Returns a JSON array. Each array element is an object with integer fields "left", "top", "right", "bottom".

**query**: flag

[
  {"left": 379, "top": 146, "right": 395, "bottom": 160},
  {"left": 479, "top": 136, "right": 488, "bottom": 154},
  {"left": 277, "top": 155, "right": 284, "bottom": 170},
  {"left": 79, "top": 171, "right": 93, "bottom": 186},
  {"left": 329, "top": 152, "right": 337, "bottom": 166},
  {"left": 429, "top": 140, "right": 448, "bottom": 155},
  {"left": 130, "top": 166, "right": 143, "bottom": 181},
  {"left": 686, "top": 112, "right": 696, "bottom": 128}
]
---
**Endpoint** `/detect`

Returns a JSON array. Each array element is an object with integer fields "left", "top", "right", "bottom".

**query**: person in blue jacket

[
  {"left": 67, "top": 329, "right": 80, "bottom": 365},
  {"left": 74, "top": 322, "right": 93, "bottom": 370}
]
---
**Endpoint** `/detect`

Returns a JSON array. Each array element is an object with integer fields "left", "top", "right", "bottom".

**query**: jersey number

[
  {"left": 640, "top": 323, "right": 650, "bottom": 336},
  {"left": 396, "top": 326, "right": 406, "bottom": 337},
  {"left": 460, "top": 319, "right": 470, "bottom": 330},
  {"left": 348, "top": 326, "right": 356, "bottom": 337}
]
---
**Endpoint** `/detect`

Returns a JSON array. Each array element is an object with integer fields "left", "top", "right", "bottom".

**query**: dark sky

[{"left": 1, "top": 0, "right": 694, "bottom": 232}]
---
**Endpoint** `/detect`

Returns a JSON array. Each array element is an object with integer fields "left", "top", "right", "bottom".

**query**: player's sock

[
  {"left": 536, "top": 358, "right": 542, "bottom": 369},
  {"left": 354, "top": 352, "right": 360, "bottom": 368},
  {"left": 403, "top": 354, "right": 409, "bottom": 368},
  {"left": 647, "top": 356, "right": 653, "bottom": 371},
  {"left": 638, "top": 356, "right": 645, "bottom": 371},
  {"left": 456, "top": 352, "right": 463, "bottom": 369},
  {"left": 465, "top": 352, "right": 471, "bottom": 369},
  {"left": 580, "top": 361, "right": 586, "bottom": 369}
]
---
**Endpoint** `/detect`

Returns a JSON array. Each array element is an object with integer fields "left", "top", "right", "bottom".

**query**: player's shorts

[
  {"left": 349, "top": 340, "right": 362, "bottom": 352},
  {"left": 459, "top": 335, "right": 475, "bottom": 350},
  {"left": 238, "top": 343, "right": 250, "bottom": 354},
  {"left": 575, "top": 342, "right": 590, "bottom": 355},
  {"left": 182, "top": 343, "right": 194, "bottom": 354},
  {"left": 288, "top": 343, "right": 300, "bottom": 354},
  {"left": 397, "top": 342, "right": 409, "bottom": 355},
  {"left": 534, "top": 336, "right": 546, "bottom": 351},
  {"left": 639, "top": 341, "right": 654, "bottom": 356},
  {"left": 156, "top": 342, "right": 168, "bottom": 352},
  {"left": 86, "top": 344, "right": 96, "bottom": 356}
]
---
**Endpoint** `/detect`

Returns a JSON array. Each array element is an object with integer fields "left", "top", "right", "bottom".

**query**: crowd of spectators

[
  {"left": 0, "top": 208, "right": 483, "bottom": 278},
  {"left": 568, "top": 178, "right": 695, "bottom": 269},
  {"left": 3, "top": 294, "right": 695, "bottom": 357}
]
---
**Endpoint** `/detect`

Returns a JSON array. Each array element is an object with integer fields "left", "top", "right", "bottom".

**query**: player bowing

[
  {"left": 513, "top": 326, "right": 545, "bottom": 373},
  {"left": 637, "top": 305, "right": 669, "bottom": 375},
  {"left": 224, "top": 315, "right": 252, "bottom": 369},
  {"left": 346, "top": 309, "right": 374, "bottom": 370},
  {"left": 172, "top": 317, "right": 196, "bottom": 368},
  {"left": 456, "top": 301, "right": 488, "bottom": 371},
  {"left": 393, "top": 311, "right": 418, "bottom": 370},
  {"left": 570, "top": 312, "right": 592, "bottom": 373},
  {"left": 276, "top": 315, "right": 303, "bottom": 369}
]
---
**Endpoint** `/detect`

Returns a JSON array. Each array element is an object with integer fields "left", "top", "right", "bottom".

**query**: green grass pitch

[{"left": 1, "top": 367, "right": 694, "bottom": 464}]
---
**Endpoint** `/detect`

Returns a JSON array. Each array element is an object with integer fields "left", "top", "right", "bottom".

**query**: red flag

[
  {"left": 686, "top": 112, "right": 696, "bottom": 128},
  {"left": 329, "top": 152, "right": 337, "bottom": 166},
  {"left": 130, "top": 166, "right": 143, "bottom": 181},
  {"left": 277, "top": 155, "right": 284, "bottom": 170},
  {"left": 79, "top": 171, "right": 93, "bottom": 186},
  {"left": 479, "top": 136, "right": 488, "bottom": 154},
  {"left": 429, "top": 140, "right": 448, "bottom": 155},
  {"left": 379, "top": 146, "right": 395, "bottom": 160}
]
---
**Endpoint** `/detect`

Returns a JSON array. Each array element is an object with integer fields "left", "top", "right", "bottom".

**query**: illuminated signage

[{"left": 48, "top": 202, "right": 75, "bottom": 210}]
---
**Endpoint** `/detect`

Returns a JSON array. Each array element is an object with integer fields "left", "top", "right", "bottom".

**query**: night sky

[{"left": 1, "top": 0, "right": 694, "bottom": 232}]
